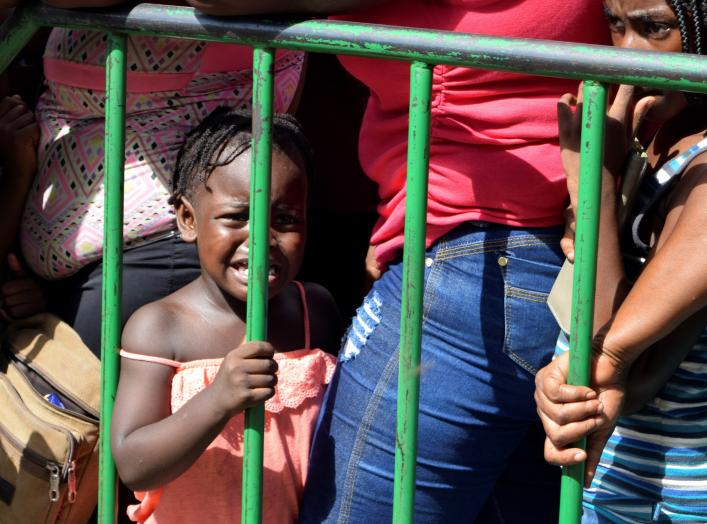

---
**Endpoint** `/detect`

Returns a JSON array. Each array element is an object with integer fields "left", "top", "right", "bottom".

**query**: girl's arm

[
  {"left": 537, "top": 157, "right": 707, "bottom": 475},
  {"left": 111, "top": 304, "right": 278, "bottom": 491},
  {"left": 556, "top": 85, "right": 648, "bottom": 331},
  {"left": 598, "top": 156, "right": 707, "bottom": 373},
  {"left": 623, "top": 305, "right": 706, "bottom": 414}
]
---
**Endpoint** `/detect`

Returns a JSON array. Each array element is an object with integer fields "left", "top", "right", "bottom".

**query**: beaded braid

[
  {"left": 668, "top": 0, "right": 692, "bottom": 52},
  {"left": 667, "top": 0, "right": 706, "bottom": 104},
  {"left": 171, "top": 106, "right": 314, "bottom": 205},
  {"left": 688, "top": 0, "right": 704, "bottom": 54},
  {"left": 667, "top": 0, "right": 706, "bottom": 54}
]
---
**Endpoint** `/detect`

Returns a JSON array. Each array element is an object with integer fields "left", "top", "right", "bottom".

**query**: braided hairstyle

[
  {"left": 667, "top": 0, "right": 705, "bottom": 54},
  {"left": 171, "top": 106, "right": 314, "bottom": 205}
]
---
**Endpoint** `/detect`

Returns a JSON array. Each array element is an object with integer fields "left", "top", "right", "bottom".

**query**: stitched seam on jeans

[
  {"left": 437, "top": 235, "right": 558, "bottom": 261},
  {"left": 506, "top": 287, "right": 548, "bottom": 303},
  {"left": 337, "top": 346, "right": 400, "bottom": 524},
  {"left": 337, "top": 257, "right": 440, "bottom": 523},
  {"left": 438, "top": 238, "right": 554, "bottom": 259},
  {"left": 503, "top": 278, "right": 540, "bottom": 375}
]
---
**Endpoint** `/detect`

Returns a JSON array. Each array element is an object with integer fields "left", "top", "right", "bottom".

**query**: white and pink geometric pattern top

[{"left": 21, "top": 29, "right": 304, "bottom": 279}]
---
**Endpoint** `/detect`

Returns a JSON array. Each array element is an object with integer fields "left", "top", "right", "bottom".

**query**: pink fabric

[
  {"left": 119, "top": 282, "right": 336, "bottom": 523},
  {"left": 125, "top": 350, "right": 335, "bottom": 524},
  {"left": 333, "top": 0, "right": 611, "bottom": 266},
  {"left": 22, "top": 31, "right": 304, "bottom": 279}
]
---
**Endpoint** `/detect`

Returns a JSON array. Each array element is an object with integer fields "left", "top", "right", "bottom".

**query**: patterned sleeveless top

[{"left": 21, "top": 30, "right": 303, "bottom": 279}]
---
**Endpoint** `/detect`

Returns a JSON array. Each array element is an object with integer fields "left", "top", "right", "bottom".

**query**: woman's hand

[
  {"left": 535, "top": 348, "right": 628, "bottom": 487},
  {"left": 0, "top": 95, "right": 39, "bottom": 179},
  {"left": 211, "top": 341, "right": 278, "bottom": 418},
  {"left": 557, "top": 84, "right": 655, "bottom": 211},
  {"left": 1, "top": 253, "right": 47, "bottom": 320},
  {"left": 362, "top": 243, "right": 382, "bottom": 294}
]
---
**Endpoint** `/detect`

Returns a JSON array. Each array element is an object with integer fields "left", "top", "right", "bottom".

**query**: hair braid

[
  {"left": 171, "top": 107, "right": 314, "bottom": 205},
  {"left": 668, "top": 0, "right": 692, "bottom": 52},
  {"left": 688, "top": 0, "right": 704, "bottom": 54}
]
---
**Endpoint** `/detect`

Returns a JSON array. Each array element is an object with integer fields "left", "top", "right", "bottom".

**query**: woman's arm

[
  {"left": 598, "top": 158, "right": 707, "bottom": 372},
  {"left": 111, "top": 304, "right": 278, "bottom": 490},
  {"left": 0, "top": 96, "right": 38, "bottom": 260},
  {"left": 623, "top": 306, "right": 706, "bottom": 414},
  {"left": 186, "top": 0, "right": 382, "bottom": 16}
]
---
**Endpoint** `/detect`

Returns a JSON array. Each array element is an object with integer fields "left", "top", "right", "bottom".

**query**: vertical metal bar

[
  {"left": 99, "top": 32, "right": 127, "bottom": 524},
  {"left": 392, "top": 60, "right": 433, "bottom": 524},
  {"left": 558, "top": 80, "right": 607, "bottom": 524},
  {"left": 0, "top": 6, "right": 40, "bottom": 75},
  {"left": 242, "top": 46, "right": 275, "bottom": 524}
]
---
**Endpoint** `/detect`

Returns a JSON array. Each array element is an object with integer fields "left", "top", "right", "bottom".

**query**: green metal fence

[{"left": 1, "top": 4, "right": 706, "bottom": 524}]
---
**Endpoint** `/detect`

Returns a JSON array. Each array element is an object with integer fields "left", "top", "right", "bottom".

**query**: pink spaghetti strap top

[{"left": 119, "top": 282, "right": 336, "bottom": 524}]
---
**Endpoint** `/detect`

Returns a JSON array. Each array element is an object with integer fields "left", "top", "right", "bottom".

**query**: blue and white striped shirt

[{"left": 557, "top": 136, "right": 707, "bottom": 523}]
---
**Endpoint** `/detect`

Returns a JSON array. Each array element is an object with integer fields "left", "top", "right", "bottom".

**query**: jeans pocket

[{"left": 499, "top": 242, "right": 562, "bottom": 376}]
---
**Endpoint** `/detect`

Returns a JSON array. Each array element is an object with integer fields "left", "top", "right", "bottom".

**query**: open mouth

[{"left": 231, "top": 259, "right": 281, "bottom": 283}]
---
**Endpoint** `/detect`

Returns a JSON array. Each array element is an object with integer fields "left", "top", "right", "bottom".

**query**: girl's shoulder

[{"left": 121, "top": 292, "right": 198, "bottom": 365}]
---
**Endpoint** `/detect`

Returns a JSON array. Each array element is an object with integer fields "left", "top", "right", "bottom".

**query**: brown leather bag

[{"left": 0, "top": 314, "right": 100, "bottom": 524}]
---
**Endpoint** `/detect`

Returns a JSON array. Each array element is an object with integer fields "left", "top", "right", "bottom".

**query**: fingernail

[
  {"left": 596, "top": 401, "right": 604, "bottom": 413},
  {"left": 574, "top": 451, "right": 586, "bottom": 461},
  {"left": 585, "top": 390, "right": 597, "bottom": 400}
]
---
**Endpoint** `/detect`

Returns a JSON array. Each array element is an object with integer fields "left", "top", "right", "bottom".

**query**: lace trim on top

[
  {"left": 122, "top": 348, "right": 336, "bottom": 414},
  {"left": 172, "top": 349, "right": 336, "bottom": 414}
]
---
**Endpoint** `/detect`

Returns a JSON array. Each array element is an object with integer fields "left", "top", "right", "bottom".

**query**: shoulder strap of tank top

[
  {"left": 293, "top": 281, "right": 310, "bottom": 350},
  {"left": 630, "top": 135, "right": 707, "bottom": 253},
  {"left": 119, "top": 349, "right": 181, "bottom": 368}
]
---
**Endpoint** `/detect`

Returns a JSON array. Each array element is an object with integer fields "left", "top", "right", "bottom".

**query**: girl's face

[
  {"left": 178, "top": 146, "right": 307, "bottom": 303},
  {"left": 604, "top": 0, "right": 689, "bottom": 121}
]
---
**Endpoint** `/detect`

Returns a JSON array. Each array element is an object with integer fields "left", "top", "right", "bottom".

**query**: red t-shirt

[{"left": 333, "top": 0, "right": 610, "bottom": 265}]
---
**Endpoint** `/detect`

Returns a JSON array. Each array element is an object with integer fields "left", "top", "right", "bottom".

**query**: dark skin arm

[
  {"left": 186, "top": 0, "right": 381, "bottom": 16},
  {"left": 0, "top": 95, "right": 38, "bottom": 260},
  {"left": 111, "top": 302, "right": 278, "bottom": 491},
  {"left": 536, "top": 156, "right": 707, "bottom": 479}
]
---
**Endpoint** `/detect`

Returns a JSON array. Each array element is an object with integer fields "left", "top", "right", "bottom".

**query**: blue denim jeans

[{"left": 299, "top": 222, "right": 564, "bottom": 523}]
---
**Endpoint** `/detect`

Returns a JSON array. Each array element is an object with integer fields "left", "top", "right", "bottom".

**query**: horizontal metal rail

[
  {"left": 1, "top": 3, "right": 707, "bottom": 93},
  {"left": 1, "top": 5, "right": 705, "bottom": 524}
]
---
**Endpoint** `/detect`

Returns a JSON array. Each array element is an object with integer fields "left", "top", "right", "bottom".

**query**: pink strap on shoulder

[
  {"left": 119, "top": 349, "right": 181, "bottom": 368},
  {"left": 293, "top": 281, "right": 310, "bottom": 350}
]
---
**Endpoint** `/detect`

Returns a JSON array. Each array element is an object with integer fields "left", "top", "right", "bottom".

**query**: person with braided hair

[
  {"left": 534, "top": 0, "right": 707, "bottom": 522},
  {"left": 111, "top": 107, "right": 343, "bottom": 523}
]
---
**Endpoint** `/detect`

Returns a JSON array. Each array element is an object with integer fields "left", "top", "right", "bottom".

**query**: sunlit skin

[
  {"left": 111, "top": 140, "right": 343, "bottom": 491},
  {"left": 604, "top": 0, "right": 688, "bottom": 121},
  {"left": 535, "top": 0, "right": 707, "bottom": 483}
]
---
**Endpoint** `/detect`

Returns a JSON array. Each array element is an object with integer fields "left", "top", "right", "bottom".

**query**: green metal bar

[
  {"left": 558, "top": 80, "right": 607, "bottom": 524},
  {"left": 392, "top": 61, "right": 433, "bottom": 524},
  {"left": 0, "top": 5, "right": 39, "bottom": 75},
  {"left": 99, "top": 32, "right": 127, "bottom": 524},
  {"left": 243, "top": 46, "right": 275, "bottom": 524},
  {"left": 16, "top": 4, "right": 707, "bottom": 94}
]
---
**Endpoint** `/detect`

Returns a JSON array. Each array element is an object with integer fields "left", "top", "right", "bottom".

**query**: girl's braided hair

[
  {"left": 667, "top": 0, "right": 705, "bottom": 54},
  {"left": 171, "top": 106, "right": 313, "bottom": 204}
]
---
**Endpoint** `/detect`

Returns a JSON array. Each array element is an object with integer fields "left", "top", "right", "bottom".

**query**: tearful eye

[{"left": 274, "top": 214, "right": 299, "bottom": 226}]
